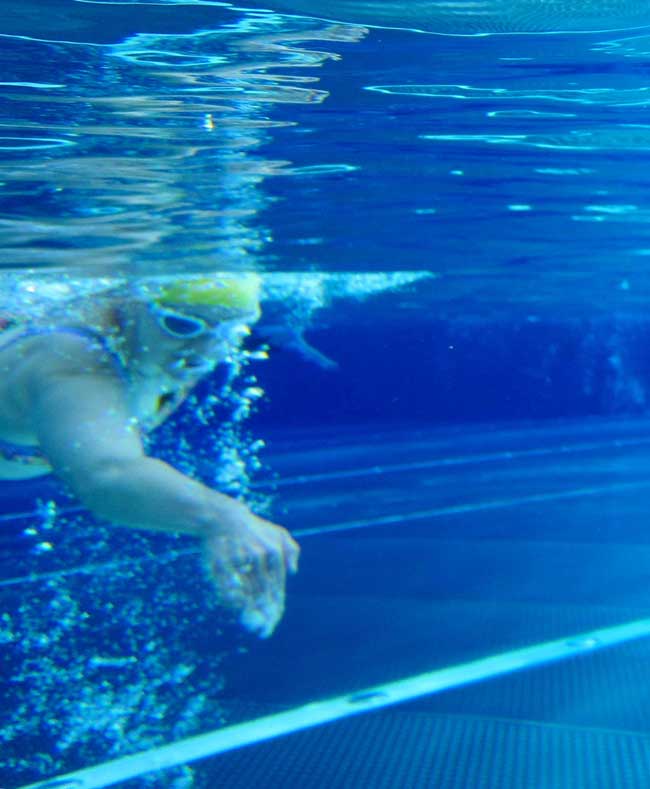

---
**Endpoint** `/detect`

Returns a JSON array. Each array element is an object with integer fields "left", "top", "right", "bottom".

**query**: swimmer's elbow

[{"left": 70, "top": 457, "right": 145, "bottom": 520}]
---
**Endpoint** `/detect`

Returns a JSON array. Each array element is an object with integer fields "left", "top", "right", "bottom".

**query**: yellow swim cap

[{"left": 156, "top": 273, "right": 261, "bottom": 318}]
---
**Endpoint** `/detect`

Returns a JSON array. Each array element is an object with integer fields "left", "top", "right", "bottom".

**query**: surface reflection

[{"left": 0, "top": 9, "right": 366, "bottom": 272}]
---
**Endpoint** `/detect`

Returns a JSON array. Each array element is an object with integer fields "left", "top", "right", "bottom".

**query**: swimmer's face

[{"left": 138, "top": 301, "right": 250, "bottom": 379}]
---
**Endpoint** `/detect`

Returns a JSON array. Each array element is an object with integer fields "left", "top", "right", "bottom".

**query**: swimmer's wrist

[{"left": 192, "top": 489, "right": 248, "bottom": 538}]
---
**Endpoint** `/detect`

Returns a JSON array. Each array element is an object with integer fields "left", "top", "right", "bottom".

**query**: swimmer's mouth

[{"left": 169, "top": 356, "right": 213, "bottom": 377}]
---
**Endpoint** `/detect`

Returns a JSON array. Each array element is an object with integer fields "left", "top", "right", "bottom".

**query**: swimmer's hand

[{"left": 203, "top": 504, "right": 300, "bottom": 639}]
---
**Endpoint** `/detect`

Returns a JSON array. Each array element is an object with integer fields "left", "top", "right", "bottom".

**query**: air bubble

[
  {"left": 33, "top": 542, "right": 54, "bottom": 554},
  {"left": 242, "top": 386, "right": 264, "bottom": 399}
]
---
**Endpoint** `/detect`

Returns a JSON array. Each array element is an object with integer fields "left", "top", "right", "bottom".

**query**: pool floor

[{"left": 7, "top": 417, "right": 650, "bottom": 788}]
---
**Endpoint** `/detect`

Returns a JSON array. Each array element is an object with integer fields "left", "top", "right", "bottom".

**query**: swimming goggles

[{"left": 148, "top": 302, "right": 214, "bottom": 339}]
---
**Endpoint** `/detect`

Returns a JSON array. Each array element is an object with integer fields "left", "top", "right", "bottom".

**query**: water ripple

[
  {"left": 196, "top": 0, "right": 650, "bottom": 36},
  {"left": 366, "top": 83, "right": 650, "bottom": 107},
  {"left": 0, "top": 12, "right": 367, "bottom": 272}
]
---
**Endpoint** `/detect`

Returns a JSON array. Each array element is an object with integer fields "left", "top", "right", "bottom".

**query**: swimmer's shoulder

[
  {"left": 0, "top": 325, "right": 125, "bottom": 439},
  {"left": 0, "top": 323, "right": 117, "bottom": 369},
  {"left": 0, "top": 326, "right": 123, "bottom": 428}
]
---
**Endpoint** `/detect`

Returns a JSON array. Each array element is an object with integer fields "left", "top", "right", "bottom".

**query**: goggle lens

[
  {"left": 150, "top": 302, "right": 209, "bottom": 339},
  {"left": 160, "top": 312, "right": 206, "bottom": 338}
]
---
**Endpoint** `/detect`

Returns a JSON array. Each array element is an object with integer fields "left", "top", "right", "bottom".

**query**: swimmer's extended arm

[
  {"left": 20, "top": 332, "right": 299, "bottom": 637},
  {"left": 23, "top": 334, "right": 238, "bottom": 536}
]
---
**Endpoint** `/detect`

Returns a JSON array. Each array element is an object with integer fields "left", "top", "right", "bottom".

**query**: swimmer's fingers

[
  {"left": 204, "top": 535, "right": 286, "bottom": 638},
  {"left": 242, "top": 533, "right": 286, "bottom": 637},
  {"left": 209, "top": 561, "right": 280, "bottom": 638},
  {"left": 207, "top": 549, "right": 248, "bottom": 609},
  {"left": 203, "top": 508, "right": 299, "bottom": 638},
  {"left": 239, "top": 587, "right": 284, "bottom": 639},
  {"left": 283, "top": 531, "right": 300, "bottom": 575},
  {"left": 254, "top": 515, "right": 300, "bottom": 576}
]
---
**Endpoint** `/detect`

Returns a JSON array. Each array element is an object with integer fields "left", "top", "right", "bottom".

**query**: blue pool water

[{"left": 4, "top": 2, "right": 650, "bottom": 787}]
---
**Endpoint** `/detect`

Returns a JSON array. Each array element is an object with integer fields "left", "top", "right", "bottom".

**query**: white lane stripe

[
  {"left": 3, "top": 479, "right": 650, "bottom": 589},
  {"left": 260, "top": 435, "right": 650, "bottom": 489},
  {"left": 0, "top": 548, "right": 198, "bottom": 589},
  {"left": 293, "top": 480, "right": 650, "bottom": 536},
  {"left": 2, "top": 433, "right": 648, "bottom": 528},
  {"left": 18, "top": 617, "right": 650, "bottom": 789}
]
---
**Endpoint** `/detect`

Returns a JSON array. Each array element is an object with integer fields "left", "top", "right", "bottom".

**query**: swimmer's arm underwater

[{"left": 18, "top": 332, "right": 299, "bottom": 638}]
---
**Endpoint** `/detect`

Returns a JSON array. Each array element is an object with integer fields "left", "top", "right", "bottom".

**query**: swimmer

[{"left": 0, "top": 274, "right": 299, "bottom": 638}]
